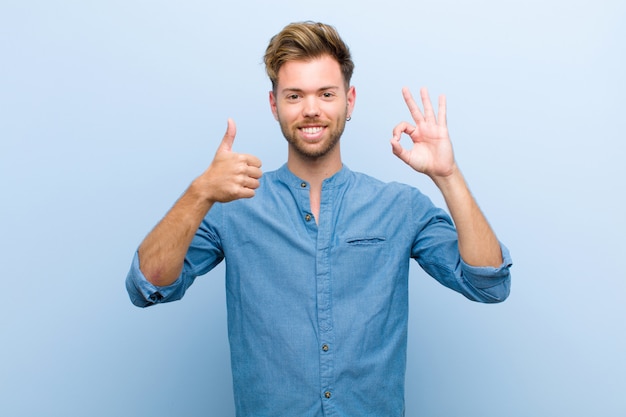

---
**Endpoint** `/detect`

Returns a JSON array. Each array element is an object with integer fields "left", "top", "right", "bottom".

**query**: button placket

[
  {"left": 316, "top": 181, "right": 335, "bottom": 412},
  {"left": 298, "top": 181, "right": 314, "bottom": 224}
]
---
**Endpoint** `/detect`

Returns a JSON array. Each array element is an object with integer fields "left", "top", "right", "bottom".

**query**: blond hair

[{"left": 264, "top": 21, "right": 354, "bottom": 91}]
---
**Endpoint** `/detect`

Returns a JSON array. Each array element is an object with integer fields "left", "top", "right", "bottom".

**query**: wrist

[
  {"left": 187, "top": 177, "right": 217, "bottom": 208},
  {"left": 431, "top": 163, "right": 462, "bottom": 191}
]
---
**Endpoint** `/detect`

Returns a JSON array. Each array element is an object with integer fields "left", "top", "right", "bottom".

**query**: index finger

[
  {"left": 391, "top": 120, "right": 417, "bottom": 141},
  {"left": 401, "top": 87, "right": 424, "bottom": 123},
  {"left": 243, "top": 154, "right": 262, "bottom": 169}
]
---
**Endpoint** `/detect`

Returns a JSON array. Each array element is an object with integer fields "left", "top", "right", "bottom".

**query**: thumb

[
  {"left": 218, "top": 118, "right": 237, "bottom": 152},
  {"left": 390, "top": 139, "right": 407, "bottom": 162}
]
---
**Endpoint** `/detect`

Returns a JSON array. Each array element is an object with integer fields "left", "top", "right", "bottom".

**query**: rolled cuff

[
  {"left": 125, "top": 251, "right": 187, "bottom": 307},
  {"left": 458, "top": 243, "right": 513, "bottom": 303}
]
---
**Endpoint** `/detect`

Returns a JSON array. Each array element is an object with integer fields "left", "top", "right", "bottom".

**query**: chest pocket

[
  {"left": 337, "top": 236, "right": 391, "bottom": 293},
  {"left": 346, "top": 236, "right": 386, "bottom": 246}
]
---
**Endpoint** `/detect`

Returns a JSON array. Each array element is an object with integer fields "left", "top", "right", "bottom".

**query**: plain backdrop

[{"left": 1, "top": 0, "right": 625, "bottom": 416}]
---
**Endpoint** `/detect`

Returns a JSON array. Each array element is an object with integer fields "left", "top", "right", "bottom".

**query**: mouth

[
  {"left": 300, "top": 126, "right": 324, "bottom": 135},
  {"left": 298, "top": 125, "right": 326, "bottom": 141}
]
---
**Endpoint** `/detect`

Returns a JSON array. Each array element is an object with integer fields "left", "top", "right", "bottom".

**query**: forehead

[{"left": 276, "top": 55, "right": 344, "bottom": 92}]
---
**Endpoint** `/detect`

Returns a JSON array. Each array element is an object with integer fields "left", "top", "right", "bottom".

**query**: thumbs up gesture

[{"left": 194, "top": 119, "right": 263, "bottom": 203}]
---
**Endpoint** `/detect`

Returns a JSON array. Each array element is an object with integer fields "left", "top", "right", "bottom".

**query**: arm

[
  {"left": 138, "top": 119, "right": 262, "bottom": 286},
  {"left": 390, "top": 87, "right": 502, "bottom": 267}
]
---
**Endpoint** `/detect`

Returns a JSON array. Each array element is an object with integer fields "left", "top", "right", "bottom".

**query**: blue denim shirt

[{"left": 126, "top": 164, "right": 512, "bottom": 417}]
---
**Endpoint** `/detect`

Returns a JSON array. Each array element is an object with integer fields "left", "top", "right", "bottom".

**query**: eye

[
  {"left": 322, "top": 92, "right": 334, "bottom": 98},
  {"left": 286, "top": 93, "right": 300, "bottom": 101}
]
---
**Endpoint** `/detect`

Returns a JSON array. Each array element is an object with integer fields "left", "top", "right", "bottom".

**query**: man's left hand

[{"left": 390, "top": 87, "right": 456, "bottom": 179}]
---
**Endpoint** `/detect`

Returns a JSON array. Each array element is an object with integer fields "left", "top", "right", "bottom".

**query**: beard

[{"left": 278, "top": 114, "right": 347, "bottom": 160}]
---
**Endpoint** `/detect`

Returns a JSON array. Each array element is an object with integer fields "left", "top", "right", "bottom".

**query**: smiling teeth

[{"left": 301, "top": 127, "right": 323, "bottom": 134}]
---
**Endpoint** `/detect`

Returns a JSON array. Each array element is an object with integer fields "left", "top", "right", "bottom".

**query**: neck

[{"left": 287, "top": 148, "right": 343, "bottom": 188}]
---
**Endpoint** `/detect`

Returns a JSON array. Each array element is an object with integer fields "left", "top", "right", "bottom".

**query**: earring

[{"left": 346, "top": 116, "right": 351, "bottom": 121}]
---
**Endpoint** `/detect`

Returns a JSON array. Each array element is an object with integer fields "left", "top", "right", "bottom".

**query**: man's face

[{"left": 269, "top": 55, "right": 356, "bottom": 160}]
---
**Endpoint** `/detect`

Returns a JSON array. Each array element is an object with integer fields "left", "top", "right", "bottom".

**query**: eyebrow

[{"left": 280, "top": 86, "right": 340, "bottom": 94}]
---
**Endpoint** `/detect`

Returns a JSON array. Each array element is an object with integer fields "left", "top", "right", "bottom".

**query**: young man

[{"left": 126, "top": 21, "right": 512, "bottom": 416}]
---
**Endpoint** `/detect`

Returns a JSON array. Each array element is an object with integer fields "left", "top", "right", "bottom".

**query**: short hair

[{"left": 264, "top": 21, "right": 354, "bottom": 91}]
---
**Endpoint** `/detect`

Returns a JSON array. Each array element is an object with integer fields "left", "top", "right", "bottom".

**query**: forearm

[
  {"left": 432, "top": 166, "right": 503, "bottom": 267},
  {"left": 138, "top": 181, "right": 214, "bottom": 287},
  {"left": 132, "top": 118, "right": 261, "bottom": 288}
]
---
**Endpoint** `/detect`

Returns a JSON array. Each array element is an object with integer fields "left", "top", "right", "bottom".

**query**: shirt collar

[{"left": 277, "top": 163, "right": 352, "bottom": 189}]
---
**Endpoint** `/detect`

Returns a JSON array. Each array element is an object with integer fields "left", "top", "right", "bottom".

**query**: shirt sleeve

[
  {"left": 410, "top": 190, "right": 512, "bottom": 303},
  {"left": 457, "top": 243, "right": 512, "bottom": 303},
  {"left": 125, "top": 205, "right": 226, "bottom": 308},
  {"left": 125, "top": 251, "right": 192, "bottom": 307}
]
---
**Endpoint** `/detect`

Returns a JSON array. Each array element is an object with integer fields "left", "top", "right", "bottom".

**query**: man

[{"left": 126, "top": 21, "right": 512, "bottom": 416}]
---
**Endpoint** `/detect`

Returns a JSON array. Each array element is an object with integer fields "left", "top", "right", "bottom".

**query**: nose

[{"left": 302, "top": 96, "right": 320, "bottom": 118}]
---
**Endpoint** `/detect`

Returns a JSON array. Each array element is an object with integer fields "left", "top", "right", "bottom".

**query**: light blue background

[{"left": 1, "top": 0, "right": 624, "bottom": 416}]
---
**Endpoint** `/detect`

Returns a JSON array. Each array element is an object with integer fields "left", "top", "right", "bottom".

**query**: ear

[
  {"left": 346, "top": 86, "right": 356, "bottom": 117},
  {"left": 269, "top": 90, "right": 279, "bottom": 121}
]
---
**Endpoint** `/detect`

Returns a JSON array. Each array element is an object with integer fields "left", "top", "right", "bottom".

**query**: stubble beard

[{"left": 278, "top": 115, "right": 347, "bottom": 160}]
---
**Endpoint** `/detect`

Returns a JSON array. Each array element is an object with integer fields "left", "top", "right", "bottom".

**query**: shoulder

[
  {"left": 348, "top": 169, "right": 421, "bottom": 197},
  {"left": 347, "top": 169, "right": 443, "bottom": 218}
]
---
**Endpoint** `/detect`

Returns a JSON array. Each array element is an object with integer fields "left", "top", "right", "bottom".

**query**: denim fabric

[{"left": 126, "top": 164, "right": 512, "bottom": 416}]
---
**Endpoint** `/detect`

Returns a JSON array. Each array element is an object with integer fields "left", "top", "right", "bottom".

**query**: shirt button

[
  {"left": 305, "top": 214, "right": 312, "bottom": 222},
  {"left": 300, "top": 182, "right": 307, "bottom": 188},
  {"left": 324, "top": 391, "right": 332, "bottom": 399},
  {"left": 322, "top": 344, "right": 329, "bottom": 352}
]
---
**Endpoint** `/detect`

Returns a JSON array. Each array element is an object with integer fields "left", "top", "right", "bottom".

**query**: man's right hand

[
  {"left": 192, "top": 118, "right": 263, "bottom": 204},
  {"left": 137, "top": 119, "right": 262, "bottom": 287}
]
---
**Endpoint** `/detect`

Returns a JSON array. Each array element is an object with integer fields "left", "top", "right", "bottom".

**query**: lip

[{"left": 298, "top": 125, "right": 326, "bottom": 141}]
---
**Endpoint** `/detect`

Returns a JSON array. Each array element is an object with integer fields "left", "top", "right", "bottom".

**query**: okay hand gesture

[{"left": 390, "top": 87, "right": 456, "bottom": 179}]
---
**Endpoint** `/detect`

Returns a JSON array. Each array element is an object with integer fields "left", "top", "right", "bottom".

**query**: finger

[
  {"left": 438, "top": 94, "right": 447, "bottom": 127},
  {"left": 237, "top": 187, "right": 256, "bottom": 199},
  {"left": 243, "top": 154, "right": 262, "bottom": 169},
  {"left": 389, "top": 137, "right": 411, "bottom": 165},
  {"left": 389, "top": 123, "right": 414, "bottom": 165},
  {"left": 243, "top": 176, "right": 261, "bottom": 190},
  {"left": 218, "top": 118, "right": 237, "bottom": 152},
  {"left": 246, "top": 165, "right": 263, "bottom": 180},
  {"left": 401, "top": 87, "right": 424, "bottom": 123},
  {"left": 420, "top": 87, "right": 435, "bottom": 122},
  {"left": 391, "top": 121, "right": 417, "bottom": 141}
]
